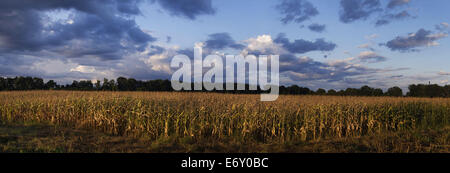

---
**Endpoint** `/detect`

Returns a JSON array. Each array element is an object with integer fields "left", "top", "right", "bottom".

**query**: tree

[
  {"left": 426, "top": 84, "right": 444, "bottom": 97},
  {"left": 32, "top": 77, "right": 44, "bottom": 89},
  {"left": 70, "top": 80, "right": 79, "bottom": 90},
  {"left": 109, "top": 79, "right": 117, "bottom": 91},
  {"left": 407, "top": 84, "right": 444, "bottom": 97},
  {"left": 327, "top": 89, "right": 337, "bottom": 95},
  {"left": 386, "top": 86, "right": 403, "bottom": 97},
  {"left": 316, "top": 88, "right": 326, "bottom": 95},
  {"left": 117, "top": 77, "right": 129, "bottom": 91},
  {"left": 6, "top": 78, "right": 14, "bottom": 90},
  {"left": 78, "top": 80, "right": 94, "bottom": 90},
  {"left": 1, "top": 75, "right": 449, "bottom": 98},
  {"left": 0, "top": 77, "right": 6, "bottom": 90},
  {"left": 344, "top": 88, "right": 358, "bottom": 96},
  {"left": 14, "top": 76, "right": 33, "bottom": 90},
  {"left": 45, "top": 80, "right": 57, "bottom": 89},
  {"left": 373, "top": 88, "right": 384, "bottom": 96},
  {"left": 102, "top": 78, "right": 110, "bottom": 91},
  {"left": 444, "top": 85, "right": 450, "bottom": 97},
  {"left": 95, "top": 80, "right": 101, "bottom": 90},
  {"left": 127, "top": 78, "right": 137, "bottom": 91},
  {"left": 407, "top": 84, "right": 421, "bottom": 97},
  {"left": 359, "top": 85, "right": 373, "bottom": 96}
]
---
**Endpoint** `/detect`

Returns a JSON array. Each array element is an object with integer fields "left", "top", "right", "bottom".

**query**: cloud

[
  {"left": 358, "top": 43, "right": 372, "bottom": 49},
  {"left": 0, "top": 0, "right": 155, "bottom": 60},
  {"left": 377, "top": 0, "right": 414, "bottom": 26},
  {"left": 143, "top": 46, "right": 179, "bottom": 74},
  {"left": 308, "top": 23, "right": 326, "bottom": 33},
  {"left": 387, "top": 0, "right": 411, "bottom": 9},
  {"left": 237, "top": 34, "right": 393, "bottom": 87},
  {"left": 153, "top": 0, "right": 215, "bottom": 20},
  {"left": 438, "top": 71, "right": 450, "bottom": 76},
  {"left": 339, "top": 0, "right": 382, "bottom": 23},
  {"left": 366, "top": 34, "right": 379, "bottom": 40},
  {"left": 339, "top": 0, "right": 413, "bottom": 26},
  {"left": 282, "top": 55, "right": 383, "bottom": 83},
  {"left": 0, "top": 1, "right": 419, "bottom": 90},
  {"left": 70, "top": 65, "right": 96, "bottom": 73},
  {"left": 0, "top": 53, "right": 118, "bottom": 84},
  {"left": 204, "top": 33, "right": 245, "bottom": 50},
  {"left": 241, "top": 35, "right": 288, "bottom": 56},
  {"left": 279, "top": 52, "right": 408, "bottom": 89},
  {"left": 228, "top": 34, "right": 377, "bottom": 85},
  {"left": 274, "top": 33, "right": 337, "bottom": 54},
  {"left": 375, "top": 10, "right": 412, "bottom": 26},
  {"left": 0, "top": 0, "right": 181, "bottom": 83},
  {"left": 358, "top": 34, "right": 379, "bottom": 51},
  {"left": 390, "top": 75, "right": 404, "bottom": 78},
  {"left": 174, "top": 34, "right": 244, "bottom": 59},
  {"left": 276, "top": 0, "right": 319, "bottom": 24},
  {"left": 435, "top": 22, "right": 449, "bottom": 32},
  {"left": 357, "top": 51, "right": 387, "bottom": 63},
  {"left": 384, "top": 28, "right": 448, "bottom": 52}
]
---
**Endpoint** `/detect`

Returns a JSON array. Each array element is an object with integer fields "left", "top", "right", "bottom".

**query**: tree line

[{"left": 0, "top": 76, "right": 449, "bottom": 97}]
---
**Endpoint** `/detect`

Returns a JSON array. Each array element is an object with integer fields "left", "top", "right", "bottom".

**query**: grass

[{"left": 0, "top": 91, "right": 449, "bottom": 153}]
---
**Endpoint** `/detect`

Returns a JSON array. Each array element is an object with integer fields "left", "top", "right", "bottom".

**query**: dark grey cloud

[
  {"left": 387, "top": 0, "right": 411, "bottom": 9},
  {"left": 279, "top": 53, "right": 407, "bottom": 87},
  {"left": 147, "top": 45, "right": 166, "bottom": 56},
  {"left": 153, "top": 0, "right": 215, "bottom": 20},
  {"left": 282, "top": 56, "right": 380, "bottom": 83},
  {"left": 341, "top": 77, "right": 376, "bottom": 85},
  {"left": 236, "top": 34, "right": 382, "bottom": 83},
  {"left": 384, "top": 28, "right": 448, "bottom": 52},
  {"left": 240, "top": 50, "right": 380, "bottom": 84},
  {"left": 279, "top": 55, "right": 328, "bottom": 73},
  {"left": 0, "top": 52, "right": 82, "bottom": 81},
  {"left": 308, "top": 23, "right": 326, "bottom": 33},
  {"left": 339, "top": 0, "right": 382, "bottom": 23},
  {"left": 204, "top": 33, "right": 245, "bottom": 50},
  {"left": 378, "top": 0, "right": 414, "bottom": 26},
  {"left": 390, "top": 75, "right": 404, "bottom": 78},
  {"left": 117, "top": 63, "right": 171, "bottom": 81},
  {"left": 375, "top": 10, "right": 412, "bottom": 26},
  {"left": 274, "top": 33, "right": 336, "bottom": 54},
  {"left": 0, "top": 0, "right": 155, "bottom": 60},
  {"left": 276, "top": 0, "right": 319, "bottom": 24},
  {"left": 176, "top": 48, "right": 194, "bottom": 58},
  {"left": 168, "top": 34, "right": 404, "bottom": 89},
  {"left": 339, "top": 0, "right": 413, "bottom": 26},
  {"left": 375, "top": 19, "right": 390, "bottom": 26},
  {"left": 174, "top": 33, "right": 377, "bottom": 85}
]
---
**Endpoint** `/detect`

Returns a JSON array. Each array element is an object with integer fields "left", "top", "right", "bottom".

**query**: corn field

[{"left": 0, "top": 91, "right": 449, "bottom": 152}]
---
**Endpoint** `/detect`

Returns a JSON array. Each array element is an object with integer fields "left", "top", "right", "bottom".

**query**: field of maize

[{"left": 0, "top": 91, "right": 449, "bottom": 152}]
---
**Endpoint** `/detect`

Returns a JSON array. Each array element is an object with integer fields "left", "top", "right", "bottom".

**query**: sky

[{"left": 0, "top": 0, "right": 449, "bottom": 91}]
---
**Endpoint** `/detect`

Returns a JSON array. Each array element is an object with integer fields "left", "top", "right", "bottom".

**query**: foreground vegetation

[{"left": 0, "top": 91, "right": 449, "bottom": 152}]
